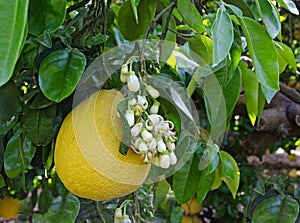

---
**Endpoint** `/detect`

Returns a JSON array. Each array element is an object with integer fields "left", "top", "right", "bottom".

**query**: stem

[{"left": 67, "top": 0, "right": 90, "bottom": 13}]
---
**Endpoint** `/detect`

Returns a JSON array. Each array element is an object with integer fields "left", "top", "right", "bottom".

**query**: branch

[{"left": 67, "top": 0, "right": 90, "bottom": 14}]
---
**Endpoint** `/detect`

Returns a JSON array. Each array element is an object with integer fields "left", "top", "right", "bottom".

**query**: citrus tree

[{"left": 0, "top": 0, "right": 300, "bottom": 222}]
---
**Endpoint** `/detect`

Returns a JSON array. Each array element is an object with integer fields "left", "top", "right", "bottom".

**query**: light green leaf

[
  {"left": 260, "top": 84, "right": 277, "bottom": 104},
  {"left": 275, "top": 41, "right": 297, "bottom": 73},
  {"left": 39, "top": 48, "right": 86, "bottom": 102},
  {"left": 256, "top": 0, "right": 281, "bottom": 39},
  {"left": 252, "top": 196, "right": 299, "bottom": 223},
  {"left": 223, "top": 0, "right": 255, "bottom": 18},
  {"left": 117, "top": 0, "right": 156, "bottom": 40},
  {"left": 155, "top": 180, "right": 170, "bottom": 210},
  {"left": 240, "top": 61, "right": 259, "bottom": 125},
  {"left": 276, "top": 0, "right": 299, "bottom": 15},
  {"left": 188, "top": 35, "right": 213, "bottom": 65},
  {"left": 174, "top": 152, "right": 201, "bottom": 204},
  {"left": 28, "top": 0, "right": 67, "bottom": 37},
  {"left": 211, "top": 164, "right": 222, "bottom": 190},
  {"left": 212, "top": 8, "right": 234, "bottom": 66},
  {"left": 240, "top": 17, "right": 279, "bottom": 91},
  {"left": 219, "top": 151, "right": 240, "bottom": 199},
  {"left": 130, "top": 0, "right": 139, "bottom": 24},
  {"left": 177, "top": 0, "right": 205, "bottom": 33},
  {"left": 0, "top": 0, "right": 29, "bottom": 86}
]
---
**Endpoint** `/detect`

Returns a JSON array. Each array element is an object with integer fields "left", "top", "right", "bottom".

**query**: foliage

[{"left": 0, "top": 0, "right": 299, "bottom": 222}]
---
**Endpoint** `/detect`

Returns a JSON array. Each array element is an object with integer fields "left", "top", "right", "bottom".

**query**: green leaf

[
  {"left": 155, "top": 180, "right": 170, "bottom": 210},
  {"left": 219, "top": 151, "right": 240, "bottom": 199},
  {"left": 0, "top": 0, "right": 28, "bottom": 86},
  {"left": 35, "top": 33, "right": 52, "bottom": 48},
  {"left": 260, "top": 84, "right": 277, "bottom": 104},
  {"left": 171, "top": 206, "right": 183, "bottom": 223},
  {"left": 160, "top": 14, "right": 176, "bottom": 62},
  {"left": 275, "top": 41, "right": 297, "bottom": 73},
  {"left": 130, "top": 0, "right": 139, "bottom": 23},
  {"left": 33, "top": 193, "right": 80, "bottom": 223},
  {"left": 240, "top": 61, "right": 259, "bottom": 125},
  {"left": 240, "top": 17, "right": 279, "bottom": 91},
  {"left": 30, "top": 93, "right": 55, "bottom": 109},
  {"left": 223, "top": 0, "right": 255, "bottom": 18},
  {"left": 85, "top": 34, "right": 109, "bottom": 47},
  {"left": 38, "top": 188, "right": 53, "bottom": 214},
  {"left": 38, "top": 48, "right": 86, "bottom": 102},
  {"left": 21, "top": 105, "right": 62, "bottom": 146},
  {"left": 211, "top": 164, "right": 222, "bottom": 190},
  {"left": 253, "top": 181, "right": 265, "bottom": 195},
  {"left": 4, "top": 133, "right": 36, "bottom": 178},
  {"left": 212, "top": 8, "right": 234, "bottom": 66},
  {"left": 117, "top": 0, "right": 156, "bottom": 40},
  {"left": 174, "top": 151, "right": 201, "bottom": 204},
  {"left": 28, "top": 0, "right": 67, "bottom": 37},
  {"left": 276, "top": 0, "right": 299, "bottom": 15},
  {"left": 0, "top": 82, "right": 20, "bottom": 134},
  {"left": 177, "top": 0, "right": 205, "bottom": 33},
  {"left": 256, "top": 0, "right": 281, "bottom": 39},
  {"left": 197, "top": 168, "right": 215, "bottom": 204},
  {"left": 0, "top": 174, "right": 5, "bottom": 188},
  {"left": 198, "top": 143, "right": 219, "bottom": 170},
  {"left": 252, "top": 196, "right": 299, "bottom": 223},
  {"left": 188, "top": 35, "right": 213, "bottom": 65}
]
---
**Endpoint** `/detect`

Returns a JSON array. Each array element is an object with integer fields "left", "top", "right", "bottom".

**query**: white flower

[
  {"left": 131, "top": 123, "right": 143, "bottom": 137},
  {"left": 127, "top": 72, "right": 140, "bottom": 92},
  {"left": 129, "top": 98, "right": 137, "bottom": 106},
  {"left": 138, "top": 139, "right": 148, "bottom": 154},
  {"left": 125, "top": 110, "right": 134, "bottom": 127},
  {"left": 160, "top": 154, "right": 170, "bottom": 169},
  {"left": 148, "top": 114, "right": 164, "bottom": 126},
  {"left": 120, "top": 73, "right": 127, "bottom": 83},
  {"left": 146, "top": 85, "right": 160, "bottom": 98},
  {"left": 169, "top": 151, "right": 177, "bottom": 165},
  {"left": 150, "top": 100, "right": 160, "bottom": 114},
  {"left": 137, "top": 95, "right": 148, "bottom": 109},
  {"left": 148, "top": 138, "right": 157, "bottom": 154},
  {"left": 141, "top": 128, "right": 153, "bottom": 142},
  {"left": 123, "top": 215, "right": 132, "bottom": 223},
  {"left": 121, "top": 65, "right": 128, "bottom": 74},
  {"left": 156, "top": 137, "right": 166, "bottom": 153},
  {"left": 166, "top": 141, "right": 175, "bottom": 151}
]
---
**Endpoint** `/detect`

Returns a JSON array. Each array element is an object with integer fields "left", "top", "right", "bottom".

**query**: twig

[{"left": 67, "top": 0, "right": 90, "bottom": 13}]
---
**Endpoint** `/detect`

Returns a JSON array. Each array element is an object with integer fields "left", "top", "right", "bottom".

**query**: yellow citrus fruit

[
  {"left": 0, "top": 196, "right": 20, "bottom": 219},
  {"left": 54, "top": 89, "right": 150, "bottom": 201},
  {"left": 181, "top": 196, "right": 203, "bottom": 215},
  {"left": 182, "top": 216, "right": 202, "bottom": 223}
]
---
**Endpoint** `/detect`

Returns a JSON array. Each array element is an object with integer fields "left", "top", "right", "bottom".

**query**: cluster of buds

[
  {"left": 120, "top": 64, "right": 140, "bottom": 92},
  {"left": 114, "top": 208, "right": 132, "bottom": 223}
]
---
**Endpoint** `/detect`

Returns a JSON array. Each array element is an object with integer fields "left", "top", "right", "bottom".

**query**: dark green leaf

[
  {"left": 276, "top": 0, "right": 299, "bottom": 15},
  {"left": 171, "top": 206, "right": 183, "bottom": 223},
  {"left": 253, "top": 181, "right": 265, "bottom": 196},
  {"left": 85, "top": 34, "right": 109, "bottom": 47},
  {"left": 240, "top": 61, "right": 259, "bottom": 125},
  {"left": 22, "top": 39, "right": 39, "bottom": 69},
  {"left": 30, "top": 93, "right": 55, "bottom": 109},
  {"left": 38, "top": 188, "right": 53, "bottom": 214},
  {"left": 252, "top": 196, "right": 299, "bottom": 223},
  {"left": 219, "top": 151, "right": 240, "bottom": 199},
  {"left": 0, "top": 174, "right": 5, "bottom": 188},
  {"left": 177, "top": 0, "right": 205, "bottom": 33},
  {"left": 197, "top": 168, "right": 215, "bottom": 204},
  {"left": 198, "top": 143, "right": 219, "bottom": 170},
  {"left": 0, "top": 82, "right": 20, "bottom": 134},
  {"left": 155, "top": 180, "right": 170, "bottom": 210},
  {"left": 174, "top": 151, "right": 201, "bottom": 204},
  {"left": 240, "top": 17, "right": 279, "bottom": 92},
  {"left": 256, "top": 0, "right": 281, "bottom": 39},
  {"left": 21, "top": 105, "right": 62, "bottom": 146},
  {"left": 211, "top": 164, "right": 222, "bottom": 190},
  {"left": 28, "top": 0, "right": 67, "bottom": 37},
  {"left": 117, "top": 0, "right": 156, "bottom": 40},
  {"left": 188, "top": 35, "right": 213, "bottom": 65},
  {"left": 35, "top": 33, "right": 52, "bottom": 48},
  {"left": 212, "top": 8, "right": 234, "bottom": 66},
  {"left": 38, "top": 48, "right": 86, "bottom": 102},
  {"left": 0, "top": 0, "right": 28, "bottom": 86},
  {"left": 223, "top": 0, "right": 255, "bottom": 18}
]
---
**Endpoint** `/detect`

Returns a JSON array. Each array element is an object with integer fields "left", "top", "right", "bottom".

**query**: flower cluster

[
  {"left": 114, "top": 208, "right": 132, "bottom": 223},
  {"left": 121, "top": 64, "right": 178, "bottom": 169}
]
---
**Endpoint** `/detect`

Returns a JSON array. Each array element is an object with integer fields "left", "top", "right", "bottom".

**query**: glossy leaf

[
  {"left": 223, "top": 0, "right": 254, "bottom": 18},
  {"left": 240, "top": 62, "right": 259, "bottom": 125},
  {"left": 171, "top": 206, "right": 183, "bottom": 223},
  {"left": 240, "top": 17, "right": 279, "bottom": 91},
  {"left": 21, "top": 105, "right": 62, "bottom": 146},
  {"left": 220, "top": 151, "right": 240, "bottom": 199},
  {"left": 28, "top": 0, "right": 66, "bottom": 37},
  {"left": 0, "top": 0, "right": 28, "bottom": 86},
  {"left": 256, "top": 0, "right": 281, "bottom": 39},
  {"left": 85, "top": 34, "right": 109, "bottom": 47},
  {"left": 252, "top": 196, "right": 299, "bottom": 223},
  {"left": 212, "top": 8, "right": 234, "bottom": 66},
  {"left": 155, "top": 180, "right": 170, "bottom": 210},
  {"left": 38, "top": 48, "right": 86, "bottom": 102},
  {"left": 197, "top": 168, "right": 215, "bottom": 204},
  {"left": 188, "top": 35, "right": 213, "bottom": 65},
  {"left": 276, "top": 0, "right": 299, "bottom": 15},
  {"left": 177, "top": 0, "right": 205, "bottom": 33},
  {"left": 198, "top": 143, "right": 219, "bottom": 170},
  {"left": 4, "top": 134, "right": 36, "bottom": 178},
  {"left": 38, "top": 188, "right": 53, "bottom": 214},
  {"left": 174, "top": 152, "right": 201, "bottom": 204},
  {"left": 117, "top": 0, "right": 156, "bottom": 40},
  {"left": 275, "top": 41, "right": 297, "bottom": 73},
  {"left": 0, "top": 82, "right": 20, "bottom": 134},
  {"left": 211, "top": 164, "right": 222, "bottom": 190}
]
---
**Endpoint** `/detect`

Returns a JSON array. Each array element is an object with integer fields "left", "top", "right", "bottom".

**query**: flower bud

[
  {"left": 160, "top": 154, "right": 170, "bottom": 169},
  {"left": 121, "top": 65, "right": 128, "bottom": 74},
  {"left": 120, "top": 73, "right": 127, "bottom": 83},
  {"left": 156, "top": 137, "right": 166, "bottom": 153},
  {"left": 148, "top": 114, "right": 164, "bottom": 126},
  {"left": 145, "top": 119, "right": 154, "bottom": 131},
  {"left": 137, "top": 95, "right": 147, "bottom": 106},
  {"left": 125, "top": 110, "right": 134, "bottom": 127},
  {"left": 131, "top": 123, "right": 143, "bottom": 137},
  {"left": 115, "top": 208, "right": 122, "bottom": 219},
  {"left": 141, "top": 128, "right": 153, "bottom": 142},
  {"left": 146, "top": 85, "right": 160, "bottom": 98},
  {"left": 169, "top": 151, "right": 177, "bottom": 165},
  {"left": 148, "top": 138, "right": 157, "bottom": 154},
  {"left": 150, "top": 100, "right": 160, "bottom": 114},
  {"left": 138, "top": 140, "right": 148, "bottom": 154},
  {"left": 127, "top": 72, "right": 140, "bottom": 92},
  {"left": 129, "top": 98, "right": 137, "bottom": 106},
  {"left": 123, "top": 215, "right": 132, "bottom": 223},
  {"left": 166, "top": 141, "right": 175, "bottom": 151},
  {"left": 153, "top": 155, "right": 160, "bottom": 166}
]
